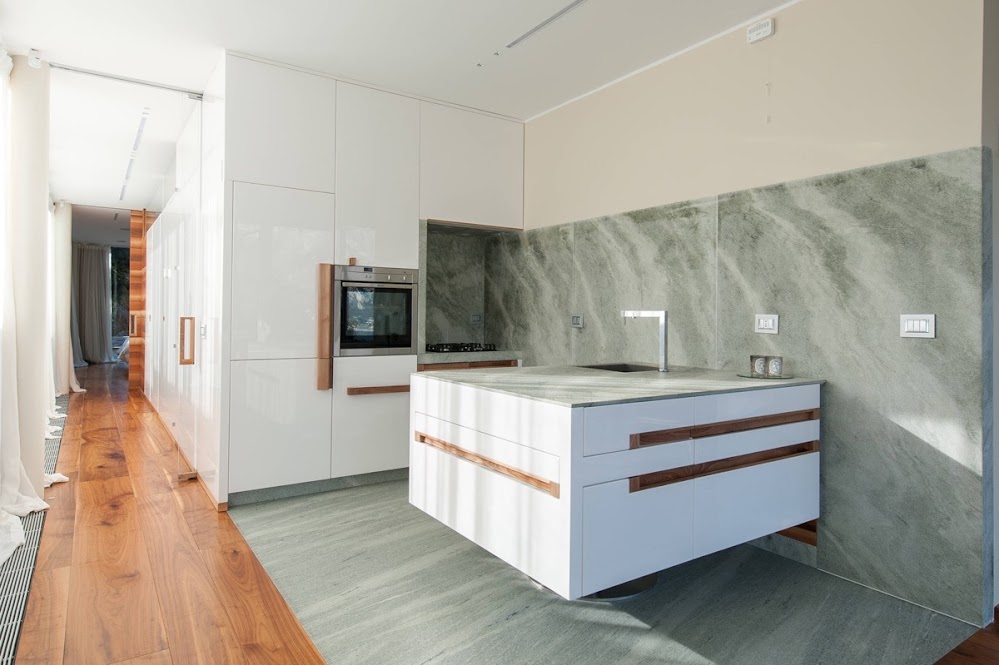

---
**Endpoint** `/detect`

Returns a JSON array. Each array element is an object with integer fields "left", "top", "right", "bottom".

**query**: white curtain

[
  {"left": 0, "top": 48, "right": 49, "bottom": 565},
  {"left": 72, "top": 243, "right": 114, "bottom": 364}
]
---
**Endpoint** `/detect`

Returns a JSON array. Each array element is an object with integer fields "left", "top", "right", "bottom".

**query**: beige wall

[{"left": 525, "top": 0, "right": 985, "bottom": 228}]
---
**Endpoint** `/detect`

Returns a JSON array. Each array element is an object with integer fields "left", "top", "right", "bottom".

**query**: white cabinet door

[
  {"left": 229, "top": 359, "right": 332, "bottom": 492},
  {"left": 331, "top": 355, "right": 416, "bottom": 478},
  {"left": 335, "top": 83, "right": 420, "bottom": 268},
  {"left": 225, "top": 55, "right": 336, "bottom": 193},
  {"left": 419, "top": 102, "right": 524, "bottom": 229},
  {"left": 230, "top": 182, "right": 335, "bottom": 360}
]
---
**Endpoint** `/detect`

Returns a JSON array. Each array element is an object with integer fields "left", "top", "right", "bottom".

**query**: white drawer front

[
  {"left": 411, "top": 412, "right": 560, "bottom": 484},
  {"left": 577, "top": 439, "right": 693, "bottom": 488},
  {"left": 582, "top": 398, "right": 695, "bottom": 457},
  {"left": 693, "top": 385, "right": 819, "bottom": 425},
  {"left": 693, "top": 419, "right": 821, "bottom": 464},
  {"left": 692, "top": 452, "right": 820, "bottom": 557},
  {"left": 581, "top": 479, "right": 694, "bottom": 596}
]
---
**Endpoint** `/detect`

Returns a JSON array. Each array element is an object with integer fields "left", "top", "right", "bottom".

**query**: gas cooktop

[{"left": 426, "top": 343, "right": 498, "bottom": 353}]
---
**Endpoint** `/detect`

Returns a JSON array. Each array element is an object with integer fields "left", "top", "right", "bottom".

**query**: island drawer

[
  {"left": 582, "top": 398, "right": 696, "bottom": 457},
  {"left": 581, "top": 478, "right": 694, "bottom": 595},
  {"left": 411, "top": 412, "right": 560, "bottom": 490}
]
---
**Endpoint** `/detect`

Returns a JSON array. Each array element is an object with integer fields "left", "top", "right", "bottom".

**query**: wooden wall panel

[{"left": 128, "top": 210, "right": 155, "bottom": 390}]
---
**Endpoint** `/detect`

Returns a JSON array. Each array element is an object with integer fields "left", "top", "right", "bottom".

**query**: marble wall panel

[
  {"left": 484, "top": 225, "right": 575, "bottom": 367},
  {"left": 717, "top": 147, "right": 987, "bottom": 623},
  {"left": 570, "top": 199, "right": 717, "bottom": 368},
  {"left": 424, "top": 230, "right": 487, "bottom": 344}
]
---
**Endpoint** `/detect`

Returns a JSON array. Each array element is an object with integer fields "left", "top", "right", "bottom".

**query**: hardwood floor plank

[
  {"left": 138, "top": 493, "right": 244, "bottom": 664},
  {"left": 19, "top": 365, "right": 324, "bottom": 665},
  {"left": 14, "top": 566, "right": 70, "bottom": 664},
  {"left": 200, "top": 542, "right": 326, "bottom": 664},
  {"left": 64, "top": 531, "right": 168, "bottom": 665},
  {"left": 109, "top": 649, "right": 172, "bottom": 664}
]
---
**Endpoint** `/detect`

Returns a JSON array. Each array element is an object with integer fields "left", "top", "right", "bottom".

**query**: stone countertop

[
  {"left": 417, "top": 351, "right": 524, "bottom": 364},
  {"left": 415, "top": 364, "right": 823, "bottom": 408}
]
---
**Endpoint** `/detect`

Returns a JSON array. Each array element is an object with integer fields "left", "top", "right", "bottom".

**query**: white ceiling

[
  {"left": 71, "top": 205, "right": 131, "bottom": 247},
  {"left": 2, "top": 0, "right": 792, "bottom": 120},
  {"left": 49, "top": 68, "right": 197, "bottom": 212}
]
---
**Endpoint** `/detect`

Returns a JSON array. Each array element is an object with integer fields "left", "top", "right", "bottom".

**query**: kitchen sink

[{"left": 578, "top": 363, "right": 659, "bottom": 373}]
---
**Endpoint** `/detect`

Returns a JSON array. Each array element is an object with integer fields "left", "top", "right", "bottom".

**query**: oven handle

[{"left": 338, "top": 281, "right": 416, "bottom": 290}]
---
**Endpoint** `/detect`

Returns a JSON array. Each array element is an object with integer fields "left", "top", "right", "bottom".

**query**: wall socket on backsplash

[
  {"left": 470, "top": 313, "right": 483, "bottom": 327},
  {"left": 571, "top": 314, "right": 584, "bottom": 329},
  {"left": 754, "top": 314, "right": 779, "bottom": 334}
]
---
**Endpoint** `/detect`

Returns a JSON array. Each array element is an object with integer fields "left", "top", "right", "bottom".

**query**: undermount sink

[{"left": 578, "top": 363, "right": 659, "bottom": 373}]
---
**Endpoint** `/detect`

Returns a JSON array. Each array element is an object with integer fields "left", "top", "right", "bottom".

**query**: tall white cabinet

[
  {"left": 419, "top": 102, "right": 524, "bottom": 229},
  {"left": 148, "top": 52, "right": 526, "bottom": 504},
  {"left": 334, "top": 83, "right": 420, "bottom": 268}
]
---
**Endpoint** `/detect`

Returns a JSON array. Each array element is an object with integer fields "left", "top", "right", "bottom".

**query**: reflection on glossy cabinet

[
  {"left": 331, "top": 355, "right": 417, "bottom": 478},
  {"left": 419, "top": 102, "right": 524, "bottom": 229},
  {"left": 335, "top": 83, "right": 420, "bottom": 268},
  {"left": 225, "top": 55, "right": 336, "bottom": 193},
  {"left": 230, "top": 182, "right": 335, "bottom": 360},
  {"left": 229, "top": 359, "right": 333, "bottom": 493}
]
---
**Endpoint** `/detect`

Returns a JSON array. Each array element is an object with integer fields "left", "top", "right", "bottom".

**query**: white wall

[{"left": 524, "top": 0, "right": 986, "bottom": 228}]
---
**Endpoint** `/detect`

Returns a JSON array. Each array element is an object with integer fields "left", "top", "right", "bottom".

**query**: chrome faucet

[{"left": 621, "top": 310, "right": 668, "bottom": 372}]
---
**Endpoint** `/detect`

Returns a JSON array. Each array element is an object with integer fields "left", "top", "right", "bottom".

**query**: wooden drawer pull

[
  {"left": 630, "top": 408, "right": 819, "bottom": 449},
  {"left": 415, "top": 432, "right": 560, "bottom": 498},
  {"left": 630, "top": 441, "right": 819, "bottom": 492},
  {"left": 346, "top": 385, "right": 411, "bottom": 396}
]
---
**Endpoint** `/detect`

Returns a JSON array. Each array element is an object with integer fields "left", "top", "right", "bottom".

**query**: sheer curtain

[
  {"left": 0, "top": 47, "right": 49, "bottom": 565},
  {"left": 72, "top": 243, "right": 114, "bottom": 364}
]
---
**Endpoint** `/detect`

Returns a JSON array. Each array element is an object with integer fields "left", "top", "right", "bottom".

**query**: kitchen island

[{"left": 409, "top": 365, "right": 823, "bottom": 599}]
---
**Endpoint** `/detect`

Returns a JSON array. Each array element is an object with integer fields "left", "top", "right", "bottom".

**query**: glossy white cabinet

[
  {"left": 230, "top": 182, "right": 335, "bottom": 361},
  {"left": 419, "top": 102, "right": 524, "bottom": 229},
  {"left": 229, "top": 359, "right": 332, "bottom": 492},
  {"left": 331, "top": 355, "right": 417, "bottom": 478},
  {"left": 335, "top": 83, "right": 420, "bottom": 268},
  {"left": 225, "top": 55, "right": 336, "bottom": 193}
]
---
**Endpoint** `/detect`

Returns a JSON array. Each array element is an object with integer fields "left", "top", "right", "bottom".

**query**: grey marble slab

[
  {"left": 231, "top": 480, "right": 976, "bottom": 665},
  {"left": 424, "top": 230, "right": 487, "bottom": 344},
  {"left": 418, "top": 363, "right": 822, "bottom": 408},
  {"left": 417, "top": 351, "right": 523, "bottom": 364},
  {"left": 484, "top": 224, "right": 575, "bottom": 367},
  {"left": 717, "top": 147, "right": 988, "bottom": 624},
  {"left": 571, "top": 198, "right": 718, "bottom": 369}
]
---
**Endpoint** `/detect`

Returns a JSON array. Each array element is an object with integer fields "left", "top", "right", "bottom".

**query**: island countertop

[{"left": 414, "top": 364, "right": 823, "bottom": 408}]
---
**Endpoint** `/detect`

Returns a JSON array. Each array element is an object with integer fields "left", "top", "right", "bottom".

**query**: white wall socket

[
  {"left": 900, "top": 314, "right": 935, "bottom": 338},
  {"left": 571, "top": 314, "right": 584, "bottom": 329},
  {"left": 754, "top": 314, "right": 779, "bottom": 334}
]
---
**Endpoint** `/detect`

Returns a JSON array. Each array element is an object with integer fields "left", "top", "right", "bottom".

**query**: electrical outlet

[
  {"left": 900, "top": 314, "right": 935, "bottom": 338},
  {"left": 754, "top": 314, "right": 779, "bottom": 334},
  {"left": 571, "top": 314, "right": 584, "bottom": 329},
  {"left": 470, "top": 313, "right": 482, "bottom": 326}
]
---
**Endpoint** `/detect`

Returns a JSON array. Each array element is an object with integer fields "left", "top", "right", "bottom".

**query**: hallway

[{"left": 15, "top": 364, "right": 324, "bottom": 664}]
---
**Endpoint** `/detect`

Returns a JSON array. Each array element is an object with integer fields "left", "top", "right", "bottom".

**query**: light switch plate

[
  {"left": 571, "top": 314, "right": 584, "bottom": 329},
  {"left": 900, "top": 314, "right": 935, "bottom": 338},
  {"left": 754, "top": 314, "right": 779, "bottom": 334}
]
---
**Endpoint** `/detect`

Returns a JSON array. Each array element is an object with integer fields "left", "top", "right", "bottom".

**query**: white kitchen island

[{"left": 409, "top": 365, "right": 823, "bottom": 599}]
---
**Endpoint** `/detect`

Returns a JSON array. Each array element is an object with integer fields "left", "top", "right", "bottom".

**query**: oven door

[{"left": 333, "top": 281, "right": 417, "bottom": 357}]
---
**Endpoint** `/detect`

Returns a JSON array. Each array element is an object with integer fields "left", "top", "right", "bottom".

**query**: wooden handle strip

[
  {"left": 317, "top": 263, "right": 333, "bottom": 390},
  {"left": 346, "top": 385, "right": 411, "bottom": 396},
  {"left": 629, "top": 442, "right": 819, "bottom": 492},
  {"left": 179, "top": 317, "right": 195, "bottom": 365},
  {"left": 415, "top": 432, "right": 560, "bottom": 498},
  {"left": 630, "top": 408, "right": 820, "bottom": 449}
]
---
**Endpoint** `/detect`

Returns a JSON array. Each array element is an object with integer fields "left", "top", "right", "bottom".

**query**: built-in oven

[{"left": 331, "top": 264, "right": 418, "bottom": 357}]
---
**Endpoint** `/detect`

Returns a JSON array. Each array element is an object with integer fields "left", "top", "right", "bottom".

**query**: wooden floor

[
  {"left": 15, "top": 364, "right": 325, "bottom": 665},
  {"left": 937, "top": 619, "right": 999, "bottom": 664}
]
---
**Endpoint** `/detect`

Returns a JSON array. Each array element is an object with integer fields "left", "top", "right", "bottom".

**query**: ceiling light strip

[
  {"left": 506, "top": 0, "right": 590, "bottom": 49},
  {"left": 50, "top": 62, "right": 203, "bottom": 100}
]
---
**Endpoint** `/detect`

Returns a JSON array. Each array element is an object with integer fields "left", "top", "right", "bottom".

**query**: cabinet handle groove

[
  {"left": 630, "top": 408, "right": 819, "bottom": 449},
  {"left": 629, "top": 442, "right": 819, "bottom": 493},
  {"left": 415, "top": 432, "right": 560, "bottom": 498},
  {"left": 317, "top": 263, "right": 333, "bottom": 390},
  {"left": 179, "top": 317, "right": 195, "bottom": 365},
  {"left": 346, "top": 385, "right": 411, "bottom": 396}
]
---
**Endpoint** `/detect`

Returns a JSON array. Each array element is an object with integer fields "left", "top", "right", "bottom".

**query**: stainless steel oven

[{"left": 331, "top": 264, "right": 418, "bottom": 357}]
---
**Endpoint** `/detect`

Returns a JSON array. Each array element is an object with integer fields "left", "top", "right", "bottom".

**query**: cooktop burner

[{"left": 426, "top": 342, "right": 497, "bottom": 353}]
